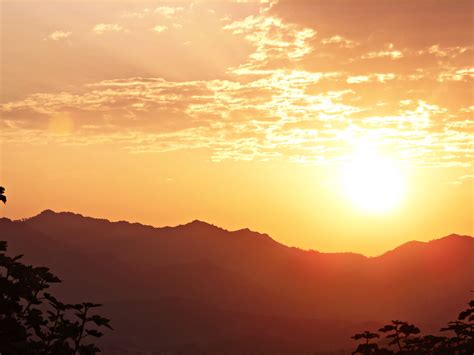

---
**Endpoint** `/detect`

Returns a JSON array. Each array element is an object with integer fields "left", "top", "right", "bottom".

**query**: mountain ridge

[
  {"left": 10, "top": 209, "right": 472, "bottom": 257},
  {"left": 1, "top": 209, "right": 473, "bottom": 353}
]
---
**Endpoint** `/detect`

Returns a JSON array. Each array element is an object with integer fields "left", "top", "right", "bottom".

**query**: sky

[{"left": 0, "top": 0, "right": 473, "bottom": 256}]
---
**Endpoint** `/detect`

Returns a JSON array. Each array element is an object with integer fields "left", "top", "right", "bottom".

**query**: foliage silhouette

[
  {"left": 378, "top": 320, "right": 420, "bottom": 353},
  {"left": 351, "top": 331, "right": 383, "bottom": 354},
  {"left": 0, "top": 186, "right": 112, "bottom": 354},
  {"left": 352, "top": 299, "right": 474, "bottom": 354},
  {"left": 0, "top": 186, "right": 6, "bottom": 203}
]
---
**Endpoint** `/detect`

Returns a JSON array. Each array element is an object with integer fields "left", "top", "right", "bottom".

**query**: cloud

[
  {"left": 360, "top": 43, "right": 403, "bottom": 60},
  {"left": 346, "top": 75, "right": 369, "bottom": 84},
  {"left": 437, "top": 67, "right": 474, "bottom": 82},
  {"left": 223, "top": 13, "right": 316, "bottom": 74},
  {"left": 1, "top": 1, "right": 473, "bottom": 174},
  {"left": 151, "top": 25, "right": 168, "bottom": 33},
  {"left": 2, "top": 69, "right": 472, "bottom": 170},
  {"left": 92, "top": 23, "right": 124, "bottom": 35},
  {"left": 425, "top": 44, "right": 471, "bottom": 58},
  {"left": 44, "top": 30, "right": 71, "bottom": 41},
  {"left": 321, "top": 35, "right": 358, "bottom": 48},
  {"left": 346, "top": 73, "right": 396, "bottom": 84},
  {"left": 154, "top": 6, "right": 184, "bottom": 18}
]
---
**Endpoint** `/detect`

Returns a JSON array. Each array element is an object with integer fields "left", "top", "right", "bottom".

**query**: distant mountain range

[{"left": 1, "top": 210, "right": 473, "bottom": 354}]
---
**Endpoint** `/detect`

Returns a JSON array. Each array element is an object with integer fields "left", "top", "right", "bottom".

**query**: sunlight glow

[{"left": 342, "top": 144, "right": 405, "bottom": 213}]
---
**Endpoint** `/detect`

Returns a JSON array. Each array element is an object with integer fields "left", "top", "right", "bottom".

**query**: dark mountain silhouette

[{"left": 1, "top": 210, "right": 473, "bottom": 354}]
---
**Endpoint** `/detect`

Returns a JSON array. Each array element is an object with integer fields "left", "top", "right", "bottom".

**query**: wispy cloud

[
  {"left": 1, "top": 1, "right": 473, "bottom": 175},
  {"left": 2, "top": 69, "right": 472, "bottom": 170},
  {"left": 321, "top": 35, "right": 358, "bottom": 48},
  {"left": 92, "top": 23, "right": 124, "bottom": 35},
  {"left": 346, "top": 73, "right": 396, "bottom": 84},
  {"left": 437, "top": 67, "right": 474, "bottom": 82},
  {"left": 361, "top": 43, "right": 404, "bottom": 59},
  {"left": 44, "top": 30, "right": 71, "bottom": 41},
  {"left": 151, "top": 25, "right": 168, "bottom": 33},
  {"left": 223, "top": 5, "right": 316, "bottom": 75},
  {"left": 425, "top": 44, "right": 471, "bottom": 58},
  {"left": 154, "top": 6, "right": 184, "bottom": 18}
]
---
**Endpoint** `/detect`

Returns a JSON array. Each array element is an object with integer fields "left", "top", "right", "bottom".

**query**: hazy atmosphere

[
  {"left": 2, "top": 1, "right": 472, "bottom": 256},
  {"left": 1, "top": 1, "right": 473, "bottom": 354}
]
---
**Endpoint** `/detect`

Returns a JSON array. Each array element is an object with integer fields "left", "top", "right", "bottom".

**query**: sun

[{"left": 341, "top": 144, "right": 405, "bottom": 213}]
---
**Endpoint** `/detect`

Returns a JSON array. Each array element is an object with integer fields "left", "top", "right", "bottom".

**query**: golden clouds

[
  {"left": 321, "top": 35, "right": 358, "bottom": 49},
  {"left": 1, "top": 1, "right": 473, "bottom": 253},
  {"left": 223, "top": 8, "right": 316, "bottom": 74},
  {"left": 154, "top": 6, "right": 184, "bottom": 18},
  {"left": 361, "top": 43, "right": 404, "bottom": 59},
  {"left": 92, "top": 23, "right": 124, "bottom": 35},
  {"left": 437, "top": 67, "right": 474, "bottom": 82},
  {"left": 1, "top": 1, "right": 473, "bottom": 176},
  {"left": 44, "top": 30, "right": 71, "bottom": 41},
  {"left": 151, "top": 25, "right": 168, "bottom": 33},
  {"left": 2, "top": 67, "right": 472, "bottom": 171}
]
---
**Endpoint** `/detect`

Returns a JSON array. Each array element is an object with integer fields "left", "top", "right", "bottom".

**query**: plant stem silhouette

[
  {"left": 0, "top": 185, "right": 112, "bottom": 354},
  {"left": 352, "top": 298, "right": 474, "bottom": 354}
]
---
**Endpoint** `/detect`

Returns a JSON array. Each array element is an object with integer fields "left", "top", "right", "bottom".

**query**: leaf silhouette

[{"left": 0, "top": 186, "right": 6, "bottom": 204}]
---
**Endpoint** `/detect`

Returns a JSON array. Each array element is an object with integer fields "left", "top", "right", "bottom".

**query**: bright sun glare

[{"left": 342, "top": 144, "right": 405, "bottom": 213}]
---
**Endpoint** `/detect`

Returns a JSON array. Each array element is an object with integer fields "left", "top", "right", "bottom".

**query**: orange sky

[{"left": 1, "top": 0, "right": 473, "bottom": 255}]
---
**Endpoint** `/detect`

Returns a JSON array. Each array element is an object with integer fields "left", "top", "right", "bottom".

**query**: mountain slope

[{"left": 1, "top": 211, "right": 472, "bottom": 354}]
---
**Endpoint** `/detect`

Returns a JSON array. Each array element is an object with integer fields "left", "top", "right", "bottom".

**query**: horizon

[
  {"left": 1, "top": 0, "right": 473, "bottom": 256},
  {"left": 4, "top": 207, "right": 473, "bottom": 257}
]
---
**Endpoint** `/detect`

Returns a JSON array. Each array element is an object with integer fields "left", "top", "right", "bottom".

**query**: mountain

[{"left": 1, "top": 210, "right": 473, "bottom": 354}]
